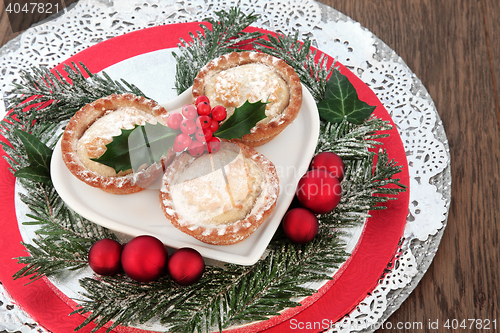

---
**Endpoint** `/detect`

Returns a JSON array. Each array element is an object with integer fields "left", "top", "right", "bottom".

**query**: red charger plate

[{"left": 0, "top": 23, "right": 410, "bottom": 333}]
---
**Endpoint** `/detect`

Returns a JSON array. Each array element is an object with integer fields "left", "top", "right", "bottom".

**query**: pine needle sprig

[
  {"left": 316, "top": 117, "right": 392, "bottom": 159},
  {"left": 254, "top": 32, "right": 334, "bottom": 102},
  {"left": 221, "top": 235, "right": 346, "bottom": 328},
  {"left": 319, "top": 149, "right": 407, "bottom": 229},
  {"left": 2, "top": 6, "right": 408, "bottom": 332},
  {"left": 13, "top": 179, "right": 118, "bottom": 282},
  {"left": 5, "top": 62, "right": 146, "bottom": 124},
  {"left": 72, "top": 233, "right": 347, "bottom": 333},
  {"left": 173, "top": 8, "right": 264, "bottom": 94},
  {"left": 0, "top": 111, "right": 59, "bottom": 173},
  {"left": 3, "top": 108, "right": 117, "bottom": 282}
]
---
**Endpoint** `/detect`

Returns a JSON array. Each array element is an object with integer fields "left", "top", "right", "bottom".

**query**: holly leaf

[
  {"left": 13, "top": 129, "right": 53, "bottom": 185},
  {"left": 215, "top": 99, "right": 268, "bottom": 140},
  {"left": 92, "top": 122, "right": 179, "bottom": 173},
  {"left": 317, "top": 69, "right": 376, "bottom": 125}
]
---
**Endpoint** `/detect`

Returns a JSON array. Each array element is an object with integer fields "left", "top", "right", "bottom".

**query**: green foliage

[
  {"left": 92, "top": 122, "right": 179, "bottom": 173},
  {"left": 0, "top": 62, "right": 140, "bottom": 282},
  {"left": 72, "top": 233, "right": 346, "bottom": 333},
  {"left": 173, "top": 8, "right": 264, "bottom": 94},
  {"left": 319, "top": 150, "right": 407, "bottom": 228},
  {"left": 214, "top": 99, "right": 267, "bottom": 140},
  {"left": 316, "top": 117, "right": 392, "bottom": 158},
  {"left": 13, "top": 179, "right": 118, "bottom": 283},
  {"left": 1, "top": 7, "right": 408, "bottom": 333},
  {"left": 13, "top": 129, "right": 53, "bottom": 184},
  {"left": 255, "top": 32, "right": 334, "bottom": 102},
  {"left": 5, "top": 62, "right": 146, "bottom": 124},
  {"left": 317, "top": 69, "right": 376, "bottom": 124},
  {"left": 92, "top": 100, "right": 267, "bottom": 172}
]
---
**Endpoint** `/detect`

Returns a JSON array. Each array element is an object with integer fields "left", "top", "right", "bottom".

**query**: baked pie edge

[
  {"left": 192, "top": 51, "right": 303, "bottom": 147},
  {"left": 61, "top": 93, "right": 174, "bottom": 194},
  {"left": 159, "top": 141, "right": 280, "bottom": 245}
]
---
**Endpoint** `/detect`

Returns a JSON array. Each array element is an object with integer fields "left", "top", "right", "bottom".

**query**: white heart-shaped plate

[{"left": 51, "top": 55, "right": 319, "bottom": 266}]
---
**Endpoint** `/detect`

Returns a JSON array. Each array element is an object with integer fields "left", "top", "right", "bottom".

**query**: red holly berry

[
  {"left": 194, "top": 128, "right": 206, "bottom": 142},
  {"left": 167, "top": 248, "right": 205, "bottom": 286},
  {"left": 188, "top": 140, "right": 205, "bottom": 156},
  {"left": 310, "top": 152, "right": 345, "bottom": 181},
  {"left": 196, "top": 115, "right": 212, "bottom": 129},
  {"left": 209, "top": 119, "right": 219, "bottom": 132},
  {"left": 182, "top": 104, "right": 198, "bottom": 120},
  {"left": 173, "top": 141, "right": 184, "bottom": 153},
  {"left": 282, "top": 208, "right": 319, "bottom": 244},
  {"left": 174, "top": 133, "right": 192, "bottom": 152},
  {"left": 296, "top": 169, "right": 342, "bottom": 214},
  {"left": 195, "top": 95, "right": 210, "bottom": 106},
  {"left": 196, "top": 102, "right": 211, "bottom": 116},
  {"left": 180, "top": 119, "right": 197, "bottom": 135},
  {"left": 211, "top": 105, "right": 227, "bottom": 122},
  {"left": 88, "top": 239, "right": 122, "bottom": 276},
  {"left": 203, "top": 128, "right": 213, "bottom": 142},
  {"left": 207, "top": 137, "right": 221, "bottom": 153},
  {"left": 166, "top": 112, "right": 183, "bottom": 130}
]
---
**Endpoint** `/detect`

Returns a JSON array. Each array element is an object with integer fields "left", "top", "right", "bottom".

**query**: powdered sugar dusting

[
  {"left": 205, "top": 63, "right": 290, "bottom": 124},
  {"left": 160, "top": 142, "right": 280, "bottom": 243},
  {"left": 76, "top": 107, "right": 159, "bottom": 177}
]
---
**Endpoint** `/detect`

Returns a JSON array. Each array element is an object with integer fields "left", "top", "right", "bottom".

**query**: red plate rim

[{"left": 0, "top": 23, "right": 410, "bottom": 333}]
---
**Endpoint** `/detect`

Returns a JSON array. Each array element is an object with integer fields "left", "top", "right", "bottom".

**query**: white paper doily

[{"left": 0, "top": 1, "right": 451, "bottom": 332}]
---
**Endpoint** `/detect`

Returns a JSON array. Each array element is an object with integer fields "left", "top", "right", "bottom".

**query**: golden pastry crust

[
  {"left": 160, "top": 141, "right": 279, "bottom": 245},
  {"left": 192, "top": 51, "right": 302, "bottom": 147},
  {"left": 61, "top": 93, "right": 174, "bottom": 194}
]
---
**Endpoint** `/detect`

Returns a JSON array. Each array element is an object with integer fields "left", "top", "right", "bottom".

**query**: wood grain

[
  {"left": 0, "top": 0, "right": 499, "bottom": 332},
  {"left": 0, "top": 0, "right": 79, "bottom": 45},
  {"left": 323, "top": 0, "right": 500, "bottom": 331},
  {"left": 483, "top": 0, "right": 500, "bottom": 131}
]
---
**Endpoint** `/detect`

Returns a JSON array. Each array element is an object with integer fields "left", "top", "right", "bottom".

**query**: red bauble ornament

[
  {"left": 310, "top": 152, "right": 345, "bottom": 180},
  {"left": 88, "top": 239, "right": 122, "bottom": 276},
  {"left": 121, "top": 235, "right": 168, "bottom": 282},
  {"left": 296, "top": 169, "right": 342, "bottom": 214},
  {"left": 282, "top": 208, "right": 319, "bottom": 244},
  {"left": 167, "top": 248, "right": 205, "bottom": 286}
]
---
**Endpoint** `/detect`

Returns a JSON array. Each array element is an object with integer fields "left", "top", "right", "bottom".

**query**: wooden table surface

[{"left": 1, "top": 0, "right": 498, "bottom": 332}]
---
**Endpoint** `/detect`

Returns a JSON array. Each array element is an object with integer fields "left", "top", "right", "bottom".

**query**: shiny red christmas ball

[
  {"left": 296, "top": 169, "right": 342, "bottom": 214},
  {"left": 282, "top": 208, "right": 319, "bottom": 244},
  {"left": 167, "top": 248, "right": 205, "bottom": 286},
  {"left": 310, "top": 152, "right": 345, "bottom": 180},
  {"left": 88, "top": 239, "right": 122, "bottom": 276},
  {"left": 121, "top": 235, "right": 168, "bottom": 282}
]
